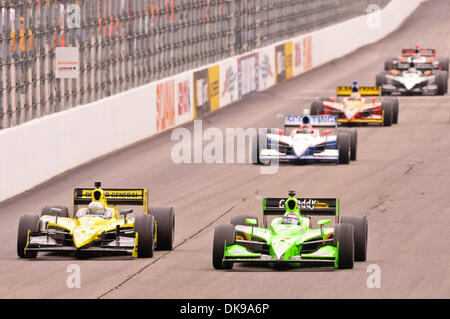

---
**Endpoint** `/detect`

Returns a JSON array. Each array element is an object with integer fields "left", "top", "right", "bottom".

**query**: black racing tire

[
  {"left": 384, "top": 97, "right": 399, "bottom": 124},
  {"left": 436, "top": 71, "right": 448, "bottom": 95},
  {"left": 150, "top": 207, "right": 175, "bottom": 251},
  {"left": 381, "top": 100, "right": 393, "bottom": 126},
  {"left": 340, "top": 128, "right": 357, "bottom": 161},
  {"left": 384, "top": 58, "right": 396, "bottom": 71},
  {"left": 212, "top": 224, "right": 235, "bottom": 270},
  {"left": 40, "top": 206, "right": 69, "bottom": 218},
  {"left": 17, "top": 215, "right": 40, "bottom": 258},
  {"left": 252, "top": 130, "right": 271, "bottom": 165},
  {"left": 230, "top": 215, "right": 259, "bottom": 227},
  {"left": 134, "top": 214, "right": 156, "bottom": 258},
  {"left": 310, "top": 100, "right": 324, "bottom": 115},
  {"left": 376, "top": 72, "right": 387, "bottom": 87},
  {"left": 334, "top": 223, "right": 355, "bottom": 269},
  {"left": 340, "top": 216, "right": 368, "bottom": 262},
  {"left": 439, "top": 58, "right": 449, "bottom": 72},
  {"left": 337, "top": 132, "right": 350, "bottom": 164}
]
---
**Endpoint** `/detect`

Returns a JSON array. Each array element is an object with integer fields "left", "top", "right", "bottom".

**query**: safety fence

[{"left": 0, "top": 0, "right": 390, "bottom": 129}]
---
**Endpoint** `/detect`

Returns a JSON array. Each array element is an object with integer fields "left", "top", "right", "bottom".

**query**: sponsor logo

[
  {"left": 278, "top": 198, "right": 329, "bottom": 209},
  {"left": 80, "top": 190, "right": 143, "bottom": 199}
]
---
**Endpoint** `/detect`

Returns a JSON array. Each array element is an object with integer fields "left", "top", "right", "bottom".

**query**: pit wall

[{"left": 0, "top": 0, "right": 425, "bottom": 202}]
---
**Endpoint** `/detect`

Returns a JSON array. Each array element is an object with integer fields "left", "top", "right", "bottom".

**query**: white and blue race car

[{"left": 252, "top": 115, "right": 357, "bottom": 165}]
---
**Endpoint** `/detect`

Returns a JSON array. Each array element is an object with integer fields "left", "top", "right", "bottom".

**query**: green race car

[{"left": 212, "top": 190, "right": 368, "bottom": 270}]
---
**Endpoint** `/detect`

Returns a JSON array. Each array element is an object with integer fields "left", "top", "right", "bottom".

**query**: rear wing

[
  {"left": 402, "top": 48, "right": 435, "bottom": 57},
  {"left": 73, "top": 188, "right": 149, "bottom": 214},
  {"left": 337, "top": 86, "right": 380, "bottom": 96},
  {"left": 284, "top": 115, "right": 337, "bottom": 129},
  {"left": 263, "top": 197, "right": 339, "bottom": 226}
]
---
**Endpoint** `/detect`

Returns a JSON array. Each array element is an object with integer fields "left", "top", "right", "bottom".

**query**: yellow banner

[
  {"left": 284, "top": 41, "right": 293, "bottom": 79},
  {"left": 208, "top": 65, "right": 220, "bottom": 112}
]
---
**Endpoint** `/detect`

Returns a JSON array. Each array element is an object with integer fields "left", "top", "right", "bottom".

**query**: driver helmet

[
  {"left": 88, "top": 201, "right": 106, "bottom": 216},
  {"left": 350, "top": 92, "right": 361, "bottom": 101},
  {"left": 408, "top": 62, "right": 416, "bottom": 73},
  {"left": 299, "top": 124, "right": 314, "bottom": 134},
  {"left": 282, "top": 212, "right": 299, "bottom": 225}
]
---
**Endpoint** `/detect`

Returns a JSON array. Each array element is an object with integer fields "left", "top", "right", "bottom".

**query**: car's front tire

[
  {"left": 251, "top": 132, "right": 267, "bottom": 165},
  {"left": 381, "top": 101, "right": 393, "bottom": 126},
  {"left": 436, "top": 71, "right": 448, "bottom": 95},
  {"left": 334, "top": 223, "right": 354, "bottom": 269},
  {"left": 212, "top": 224, "right": 235, "bottom": 270},
  {"left": 17, "top": 215, "right": 40, "bottom": 258},
  {"left": 134, "top": 214, "right": 156, "bottom": 258},
  {"left": 384, "top": 97, "right": 399, "bottom": 124},
  {"left": 340, "top": 128, "right": 357, "bottom": 161},
  {"left": 340, "top": 216, "right": 368, "bottom": 262},
  {"left": 150, "top": 207, "right": 175, "bottom": 251},
  {"left": 337, "top": 132, "right": 350, "bottom": 164}
]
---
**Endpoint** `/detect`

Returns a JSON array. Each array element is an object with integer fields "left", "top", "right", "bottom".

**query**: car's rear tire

[
  {"left": 436, "top": 71, "right": 448, "bottom": 95},
  {"left": 134, "top": 214, "right": 155, "bottom": 258},
  {"left": 340, "top": 216, "right": 368, "bottom": 262},
  {"left": 230, "top": 215, "right": 259, "bottom": 227},
  {"left": 150, "top": 207, "right": 175, "bottom": 251},
  {"left": 17, "top": 215, "right": 40, "bottom": 258},
  {"left": 213, "top": 224, "right": 235, "bottom": 270},
  {"left": 381, "top": 101, "right": 393, "bottom": 126},
  {"left": 337, "top": 132, "right": 350, "bottom": 164},
  {"left": 334, "top": 223, "right": 354, "bottom": 269},
  {"left": 376, "top": 72, "right": 387, "bottom": 87},
  {"left": 310, "top": 100, "right": 324, "bottom": 115},
  {"left": 439, "top": 58, "right": 449, "bottom": 72},
  {"left": 384, "top": 58, "right": 396, "bottom": 71},
  {"left": 40, "top": 206, "right": 69, "bottom": 218}
]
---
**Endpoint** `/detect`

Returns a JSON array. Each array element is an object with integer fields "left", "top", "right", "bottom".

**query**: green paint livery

[{"left": 213, "top": 190, "right": 368, "bottom": 270}]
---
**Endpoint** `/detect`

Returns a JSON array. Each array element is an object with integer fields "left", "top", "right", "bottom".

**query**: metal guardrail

[{"left": 0, "top": 0, "right": 390, "bottom": 129}]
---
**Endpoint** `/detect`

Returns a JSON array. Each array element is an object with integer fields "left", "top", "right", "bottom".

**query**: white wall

[{"left": 0, "top": 0, "right": 424, "bottom": 202}]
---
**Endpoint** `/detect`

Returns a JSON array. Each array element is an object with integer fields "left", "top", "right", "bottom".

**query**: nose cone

[
  {"left": 73, "top": 225, "right": 100, "bottom": 248},
  {"left": 292, "top": 135, "right": 312, "bottom": 156},
  {"left": 344, "top": 107, "right": 359, "bottom": 120},
  {"left": 271, "top": 236, "right": 297, "bottom": 261}
]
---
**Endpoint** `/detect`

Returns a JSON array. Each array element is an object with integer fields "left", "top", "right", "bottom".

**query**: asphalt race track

[{"left": 1, "top": 0, "right": 449, "bottom": 299}]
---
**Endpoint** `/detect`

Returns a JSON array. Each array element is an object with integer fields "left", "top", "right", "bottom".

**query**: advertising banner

[
  {"left": 193, "top": 69, "right": 210, "bottom": 118},
  {"left": 275, "top": 44, "right": 286, "bottom": 83},
  {"left": 293, "top": 39, "right": 303, "bottom": 76},
  {"left": 208, "top": 65, "right": 220, "bottom": 112},
  {"left": 302, "top": 35, "right": 313, "bottom": 72},
  {"left": 220, "top": 58, "right": 238, "bottom": 107},
  {"left": 259, "top": 46, "right": 275, "bottom": 91},
  {"left": 175, "top": 73, "right": 194, "bottom": 125},
  {"left": 156, "top": 80, "right": 175, "bottom": 132},
  {"left": 284, "top": 41, "right": 293, "bottom": 79},
  {"left": 55, "top": 47, "right": 79, "bottom": 79},
  {"left": 238, "top": 53, "right": 259, "bottom": 98}
]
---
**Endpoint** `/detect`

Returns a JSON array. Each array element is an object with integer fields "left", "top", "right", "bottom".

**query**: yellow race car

[
  {"left": 17, "top": 182, "right": 175, "bottom": 259},
  {"left": 310, "top": 82, "right": 399, "bottom": 126}
]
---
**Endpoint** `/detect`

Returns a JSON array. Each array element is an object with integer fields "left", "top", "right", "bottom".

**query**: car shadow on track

[
  {"left": 25, "top": 252, "right": 135, "bottom": 261},
  {"left": 226, "top": 263, "right": 336, "bottom": 272}
]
